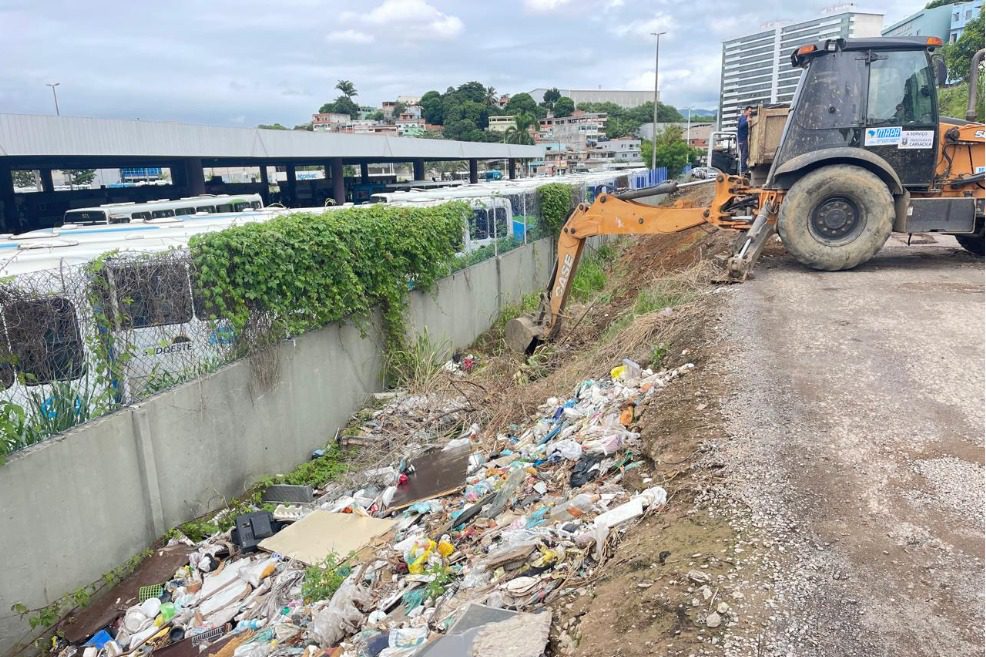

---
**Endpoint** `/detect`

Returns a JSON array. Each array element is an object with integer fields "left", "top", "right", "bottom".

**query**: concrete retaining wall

[{"left": 0, "top": 238, "right": 553, "bottom": 656}]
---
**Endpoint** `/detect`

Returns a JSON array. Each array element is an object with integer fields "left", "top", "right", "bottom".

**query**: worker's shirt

[{"left": 737, "top": 115, "right": 749, "bottom": 143}]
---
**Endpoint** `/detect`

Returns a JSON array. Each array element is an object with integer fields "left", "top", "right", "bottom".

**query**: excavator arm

[{"left": 505, "top": 175, "right": 778, "bottom": 353}]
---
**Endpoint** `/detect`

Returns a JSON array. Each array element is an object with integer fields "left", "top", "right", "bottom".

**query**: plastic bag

[
  {"left": 548, "top": 439, "right": 583, "bottom": 461},
  {"left": 313, "top": 574, "right": 373, "bottom": 647}
]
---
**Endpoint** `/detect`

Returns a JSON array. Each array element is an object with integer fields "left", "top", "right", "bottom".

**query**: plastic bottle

[{"left": 547, "top": 493, "right": 598, "bottom": 522}]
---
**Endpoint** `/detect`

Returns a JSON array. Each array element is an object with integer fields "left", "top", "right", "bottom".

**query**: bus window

[
  {"left": 108, "top": 215, "right": 131, "bottom": 224},
  {"left": 232, "top": 202, "right": 252, "bottom": 212},
  {"left": 4, "top": 297, "right": 86, "bottom": 385},
  {"left": 63, "top": 210, "right": 107, "bottom": 225},
  {"left": 250, "top": 201, "right": 262, "bottom": 209},
  {"left": 215, "top": 204, "right": 233, "bottom": 213},
  {"left": 151, "top": 209, "right": 176, "bottom": 219},
  {"left": 195, "top": 206, "right": 216, "bottom": 214},
  {"left": 493, "top": 207, "right": 508, "bottom": 239},
  {"left": 132, "top": 212, "right": 151, "bottom": 220},
  {"left": 174, "top": 207, "right": 195, "bottom": 216},
  {"left": 469, "top": 209, "right": 490, "bottom": 240},
  {"left": 108, "top": 262, "right": 193, "bottom": 328}
]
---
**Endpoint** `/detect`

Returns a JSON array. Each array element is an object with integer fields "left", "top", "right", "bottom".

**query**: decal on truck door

[
  {"left": 864, "top": 127, "right": 902, "bottom": 146},
  {"left": 898, "top": 130, "right": 934, "bottom": 149}
]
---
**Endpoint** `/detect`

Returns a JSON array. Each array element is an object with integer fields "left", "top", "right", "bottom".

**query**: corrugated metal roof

[{"left": 0, "top": 114, "right": 543, "bottom": 161}]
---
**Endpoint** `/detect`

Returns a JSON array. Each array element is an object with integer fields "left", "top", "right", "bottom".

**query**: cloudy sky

[{"left": 0, "top": 0, "right": 918, "bottom": 126}]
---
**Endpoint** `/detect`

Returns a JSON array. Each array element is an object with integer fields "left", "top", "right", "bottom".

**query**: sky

[{"left": 0, "top": 0, "right": 920, "bottom": 127}]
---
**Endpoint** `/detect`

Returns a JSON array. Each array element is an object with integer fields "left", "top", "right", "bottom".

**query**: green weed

[
  {"left": 302, "top": 552, "right": 353, "bottom": 603},
  {"left": 386, "top": 330, "right": 448, "bottom": 391}
]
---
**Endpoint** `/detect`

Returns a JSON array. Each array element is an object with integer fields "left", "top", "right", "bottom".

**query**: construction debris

[{"left": 51, "top": 359, "right": 693, "bottom": 657}]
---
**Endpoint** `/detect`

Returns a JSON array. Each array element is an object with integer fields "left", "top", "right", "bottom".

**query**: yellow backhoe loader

[{"left": 507, "top": 36, "right": 985, "bottom": 353}]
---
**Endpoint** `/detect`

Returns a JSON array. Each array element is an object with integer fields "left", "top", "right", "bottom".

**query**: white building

[
  {"left": 718, "top": 9, "right": 884, "bottom": 130},
  {"left": 588, "top": 138, "right": 642, "bottom": 164},
  {"left": 488, "top": 115, "right": 517, "bottom": 133},
  {"left": 527, "top": 88, "right": 656, "bottom": 108}
]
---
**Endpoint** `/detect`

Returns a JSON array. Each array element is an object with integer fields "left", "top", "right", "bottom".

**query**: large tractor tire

[
  {"left": 954, "top": 216, "right": 985, "bottom": 256},
  {"left": 778, "top": 165, "right": 893, "bottom": 271},
  {"left": 955, "top": 234, "right": 985, "bottom": 256}
]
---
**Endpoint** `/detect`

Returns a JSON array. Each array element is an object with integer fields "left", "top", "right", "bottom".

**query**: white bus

[{"left": 61, "top": 193, "right": 264, "bottom": 225}]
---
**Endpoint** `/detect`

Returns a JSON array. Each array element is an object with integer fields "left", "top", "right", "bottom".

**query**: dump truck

[{"left": 507, "top": 37, "right": 985, "bottom": 353}]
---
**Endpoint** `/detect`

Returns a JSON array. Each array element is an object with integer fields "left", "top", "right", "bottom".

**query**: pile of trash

[{"left": 56, "top": 359, "right": 693, "bottom": 657}]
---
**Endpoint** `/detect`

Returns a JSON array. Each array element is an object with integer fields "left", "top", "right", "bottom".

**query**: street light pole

[
  {"left": 650, "top": 32, "right": 666, "bottom": 172},
  {"left": 46, "top": 82, "right": 60, "bottom": 116}
]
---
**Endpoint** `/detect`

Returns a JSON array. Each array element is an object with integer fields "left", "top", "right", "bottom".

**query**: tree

[
  {"left": 505, "top": 92, "right": 538, "bottom": 116},
  {"left": 257, "top": 123, "right": 288, "bottom": 130},
  {"left": 553, "top": 96, "right": 575, "bottom": 117},
  {"left": 319, "top": 95, "right": 359, "bottom": 119},
  {"left": 391, "top": 101, "right": 407, "bottom": 119},
  {"left": 294, "top": 123, "right": 313, "bottom": 131},
  {"left": 926, "top": 0, "right": 961, "bottom": 7},
  {"left": 542, "top": 88, "right": 561, "bottom": 105},
  {"left": 420, "top": 90, "right": 444, "bottom": 124},
  {"left": 63, "top": 169, "right": 96, "bottom": 187},
  {"left": 640, "top": 126, "right": 696, "bottom": 177},
  {"left": 939, "top": 81, "right": 985, "bottom": 120},
  {"left": 336, "top": 80, "right": 357, "bottom": 98},
  {"left": 368, "top": 110, "right": 385, "bottom": 122},
  {"left": 486, "top": 86, "right": 498, "bottom": 106},
  {"left": 944, "top": 6, "right": 984, "bottom": 79},
  {"left": 12, "top": 170, "right": 35, "bottom": 187}
]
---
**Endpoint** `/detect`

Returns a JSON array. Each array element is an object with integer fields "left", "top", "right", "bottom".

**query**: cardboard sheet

[
  {"left": 389, "top": 445, "right": 471, "bottom": 511},
  {"left": 258, "top": 511, "right": 395, "bottom": 565}
]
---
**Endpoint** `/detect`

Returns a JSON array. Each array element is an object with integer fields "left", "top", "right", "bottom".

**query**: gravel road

[{"left": 713, "top": 236, "right": 985, "bottom": 657}]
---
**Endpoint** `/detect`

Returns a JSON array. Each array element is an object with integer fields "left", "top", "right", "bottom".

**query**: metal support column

[
  {"left": 284, "top": 164, "right": 297, "bottom": 206},
  {"left": 469, "top": 159, "right": 478, "bottom": 184},
  {"left": 40, "top": 169, "right": 55, "bottom": 192},
  {"left": 330, "top": 158, "right": 345, "bottom": 205},
  {"left": 182, "top": 158, "right": 206, "bottom": 195},
  {"left": 412, "top": 159, "right": 425, "bottom": 181},
  {"left": 508, "top": 159, "right": 517, "bottom": 180},
  {"left": 360, "top": 162, "right": 369, "bottom": 183},
  {"left": 0, "top": 165, "right": 18, "bottom": 233}
]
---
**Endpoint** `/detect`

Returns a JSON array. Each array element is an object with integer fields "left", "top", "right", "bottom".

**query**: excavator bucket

[{"left": 505, "top": 315, "right": 543, "bottom": 354}]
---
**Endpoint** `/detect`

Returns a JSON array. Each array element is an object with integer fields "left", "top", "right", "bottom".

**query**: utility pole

[
  {"left": 686, "top": 107, "right": 691, "bottom": 148},
  {"left": 46, "top": 82, "right": 61, "bottom": 116},
  {"left": 650, "top": 32, "right": 666, "bottom": 171}
]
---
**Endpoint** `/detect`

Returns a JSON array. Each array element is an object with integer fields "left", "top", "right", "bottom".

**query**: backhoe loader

[{"left": 506, "top": 36, "right": 985, "bottom": 353}]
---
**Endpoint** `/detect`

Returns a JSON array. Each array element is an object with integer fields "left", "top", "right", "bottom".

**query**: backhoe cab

[{"left": 506, "top": 36, "right": 984, "bottom": 353}]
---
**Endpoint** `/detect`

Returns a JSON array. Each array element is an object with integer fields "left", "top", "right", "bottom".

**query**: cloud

[
  {"left": 326, "top": 29, "right": 374, "bottom": 44},
  {"left": 0, "top": 0, "right": 916, "bottom": 128},
  {"left": 340, "top": 0, "right": 464, "bottom": 41},
  {"left": 524, "top": 0, "right": 572, "bottom": 11},
  {"left": 610, "top": 12, "right": 677, "bottom": 40}
]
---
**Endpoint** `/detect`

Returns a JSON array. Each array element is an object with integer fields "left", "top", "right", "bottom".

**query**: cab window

[
  {"left": 867, "top": 50, "right": 935, "bottom": 125},
  {"left": 4, "top": 297, "right": 86, "bottom": 384},
  {"left": 493, "top": 207, "right": 508, "bottom": 239},
  {"left": 104, "top": 262, "right": 193, "bottom": 329},
  {"left": 469, "top": 209, "right": 490, "bottom": 240}
]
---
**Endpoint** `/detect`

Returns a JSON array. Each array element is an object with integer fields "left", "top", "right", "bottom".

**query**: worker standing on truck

[{"left": 737, "top": 106, "right": 752, "bottom": 175}]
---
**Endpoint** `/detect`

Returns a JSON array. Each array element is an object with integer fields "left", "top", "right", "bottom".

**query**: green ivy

[
  {"left": 189, "top": 203, "right": 467, "bottom": 357},
  {"left": 536, "top": 183, "right": 576, "bottom": 236}
]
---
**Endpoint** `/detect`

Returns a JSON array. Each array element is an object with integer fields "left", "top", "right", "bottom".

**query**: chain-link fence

[
  {"left": 0, "top": 250, "right": 243, "bottom": 457},
  {"left": 0, "top": 176, "right": 642, "bottom": 456}
]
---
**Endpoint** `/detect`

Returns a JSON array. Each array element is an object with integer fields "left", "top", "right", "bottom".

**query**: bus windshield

[{"left": 63, "top": 210, "right": 107, "bottom": 225}]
